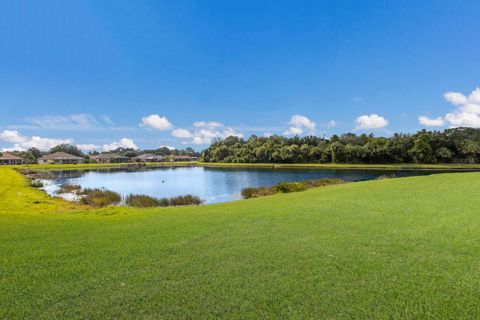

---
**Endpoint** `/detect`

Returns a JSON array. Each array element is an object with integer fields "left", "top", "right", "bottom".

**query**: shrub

[
  {"left": 80, "top": 188, "right": 121, "bottom": 207},
  {"left": 30, "top": 179, "right": 44, "bottom": 188},
  {"left": 125, "top": 194, "right": 203, "bottom": 207},
  {"left": 125, "top": 194, "right": 160, "bottom": 207},
  {"left": 273, "top": 182, "right": 307, "bottom": 193},
  {"left": 168, "top": 195, "right": 202, "bottom": 206},
  {"left": 241, "top": 187, "right": 276, "bottom": 199},
  {"left": 157, "top": 197, "right": 171, "bottom": 207}
]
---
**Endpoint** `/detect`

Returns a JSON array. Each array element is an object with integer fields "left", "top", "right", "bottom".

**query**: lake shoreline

[
  {"left": 20, "top": 165, "right": 476, "bottom": 205},
  {"left": 14, "top": 161, "right": 480, "bottom": 172}
]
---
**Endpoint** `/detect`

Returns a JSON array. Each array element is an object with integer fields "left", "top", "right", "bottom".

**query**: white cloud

[
  {"left": 140, "top": 114, "right": 173, "bottom": 131},
  {"left": 0, "top": 130, "right": 73, "bottom": 151},
  {"left": 283, "top": 115, "right": 316, "bottom": 136},
  {"left": 102, "top": 138, "right": 138, "bottom": 151},
  {"left": 418, "top": 116, "right": 445, "bottom": 127},
  {"left": 173, "top": 125, "right": 243, "bottom": 145},
  {"left": 77, "top": 144, "right": 101, "bottom": 151},
  {"left": 444, "top": 92, "right": 468, "bottom": 106},
  {"left": 170, "top": 120, "right": 242, "bottom": 145},
  {"left": 354, "top": 114, "right": 388, "bottom": 130},
  {"left": 0, "top": 130, "right": 27, "bottom": 143},
  {"left": 171, "top": 128, "right": 193, "bottom": 138},
  {"left": 264, "top": 132, "right": 273, "bottom": 137},
  {"left": 8, "top": 114, "right": 128, "bottom": 131},
  {"left": 444, "top": 111, "right": 480, "bottom": 128},
  {"left": 193, "top": 121, "right": 224, "bottom": 128},
  {"left": 25, "top": 114, "right": 100, "bottom": 130},
  {"left": 326, "top": 120, "right": 336, "bottom": 128},
  {"left": 289, "top": 115, "right": 316, "bottom": 131},
  {"left": 284, "top": 126, "right": 304, "bottom": 135},
  {"left": 419, "top": 87, "right": 480, "bottom": 128}
]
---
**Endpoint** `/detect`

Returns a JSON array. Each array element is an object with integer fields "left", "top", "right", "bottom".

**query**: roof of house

[
  {"left": 39, "top": 152, "right": 85, "bottom": 160},
  {"left": 92, "top": 153, "right": 129, "bottom": 159},
  {"left": 0, "top": 152, "right": 22, "bottom": 160},
  {"left": 135, "top": 153, "right": 163, "bottom": 160}
]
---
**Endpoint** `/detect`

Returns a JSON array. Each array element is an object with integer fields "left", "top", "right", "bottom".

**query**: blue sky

[{"left": 1, "top": 0, "right": 479, "bottom": 151}]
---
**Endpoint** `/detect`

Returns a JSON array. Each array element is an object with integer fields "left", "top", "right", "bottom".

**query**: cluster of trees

[
  {"left": 7, "top": 145, "right": 200, "bottom": 164},
  {"left": 201, "top": 128, "right": 480, "bottom": 164}
]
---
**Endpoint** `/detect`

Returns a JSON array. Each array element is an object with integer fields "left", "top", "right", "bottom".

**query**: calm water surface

[{"left": 43, "top": 166, "right": 466, "bottom": 204}]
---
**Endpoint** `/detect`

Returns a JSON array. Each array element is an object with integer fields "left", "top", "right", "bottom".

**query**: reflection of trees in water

[
  {"left": 52, "top": 166, "right": 188, "bottom": 180},
  {"left": 54, "top": 170, "right": 86, "bottom": 179}
]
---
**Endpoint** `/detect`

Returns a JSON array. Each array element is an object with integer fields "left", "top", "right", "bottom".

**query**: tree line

[{"left": 201, "top": 128, "right": 480, "bottom": 164}]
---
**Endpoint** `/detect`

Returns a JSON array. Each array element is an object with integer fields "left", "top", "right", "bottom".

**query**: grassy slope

[{"left": 1, "top": 167, "right": 480, "bottom": 319}]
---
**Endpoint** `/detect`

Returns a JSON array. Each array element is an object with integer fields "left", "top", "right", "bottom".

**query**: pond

[{"left": 42, "top": 166, "right": 468, "bottom": 204}]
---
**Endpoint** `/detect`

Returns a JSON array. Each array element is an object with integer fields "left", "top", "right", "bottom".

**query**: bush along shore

[
  {"left": 52, "top": 184, "right": 203, "bottom": 208},
  {"left": 241, "top": 178, "right": 346, "bottom": 199}
]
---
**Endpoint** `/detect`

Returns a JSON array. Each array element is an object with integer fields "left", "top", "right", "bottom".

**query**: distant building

[
  {"left": 91, "top": 153, "right": 130, "bottom": 163},
  {"left": 134, "top": 153, "right": 164, "bottom": 162},
  {"left": 38, "top": 152, "right": 85, "bottom": 164},
  {"left": 172, "top": 155, "right": 198, "bottom": 162},
  {"left": 0, "top": 152, "right": 23, "bottom": 165}
]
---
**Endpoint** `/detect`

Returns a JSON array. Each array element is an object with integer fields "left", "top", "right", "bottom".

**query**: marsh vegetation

[{"left": 241, "top": 178, "right": 345, "bottom": 199}]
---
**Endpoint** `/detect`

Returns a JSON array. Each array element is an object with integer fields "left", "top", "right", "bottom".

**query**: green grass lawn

[{"left": 2, "top": 167, "right": 480, "bottom": 318}]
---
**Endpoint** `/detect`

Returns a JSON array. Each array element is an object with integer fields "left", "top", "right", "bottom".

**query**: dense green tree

[
  {"left": 435, "top": 147, "right": 453, "bottom": 163},
  {"left": 49, "top": 144, "right": 85, "bottom": 157},
  {"left": 28, "top": 147, "right": 43, "bottom": 160},
  {"left": 409, "top": 134, "right": 433, "bottom": 163},
  {"left": 458, "top": 140, "right": 480, "bottom": 163},
  {"left": 124, "top": 150, "right": 139, "bottom": 158},
  {"left": 200, "top": 128, "right": 480, "bottom": 164}
]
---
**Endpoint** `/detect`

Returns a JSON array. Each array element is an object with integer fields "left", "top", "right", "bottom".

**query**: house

[
  {"left": 38, "top": 152, "right": 86, "bottom": 164},
  {"left": 172, "top": 155, "right": 198, "bottom": 162},
  {"left": 91, "top": 153, "right": 130, "bottom": 163},
  {"left": 134, "top": 153, "right": 164, "bottom": 162},
  {"left": 0, "top": 152, "right": 23, "bottom": 165}
]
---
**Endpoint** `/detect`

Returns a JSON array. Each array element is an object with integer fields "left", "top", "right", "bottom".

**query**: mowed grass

[{"left": 1, "top": 167, "right": 480, "bottom": 318}]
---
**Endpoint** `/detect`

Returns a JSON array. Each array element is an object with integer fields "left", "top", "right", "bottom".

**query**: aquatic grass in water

[
  {"left": 55, "top": 183, "right": 81, "bottom": 194},
  {"left": 242, "top": 178, "right": 346, "bottom": 199},
  {"left": 29, "top": 179, "right": 44, "bottom": 188},
  {"left": 241, "top": 187, "right": 276, "bottom": 199},
  {"left": 80, "top": 188, "right": 122, "bottom": 207},
  {"left": 125, "top": 194, "right": 162, "bottom": 207},
  {"left": 125, "top": 194, "right": 203, "bottom": 207},
  {"left": 168, "top": 194, "right": 202, "bottom": 206},
  {"left": 274, "top": 181, "right": 307, "bottom": 193}
]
